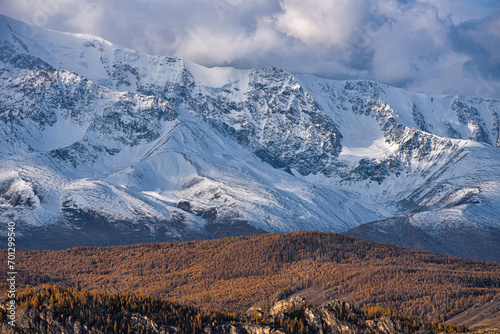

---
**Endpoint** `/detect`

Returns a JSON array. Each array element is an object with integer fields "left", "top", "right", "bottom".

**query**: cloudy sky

[{"left": 1, "top": 0, "right": 500, "bottom": 98}]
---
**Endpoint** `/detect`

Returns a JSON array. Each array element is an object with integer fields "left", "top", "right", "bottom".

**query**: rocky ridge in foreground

[{"left": 1, "top": 291, "right": 466, "bottom": 334}]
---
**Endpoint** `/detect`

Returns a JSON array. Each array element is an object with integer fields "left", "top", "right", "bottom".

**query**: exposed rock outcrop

[{"left": 1, "top": 296, "right": 431, "bottom": 334}]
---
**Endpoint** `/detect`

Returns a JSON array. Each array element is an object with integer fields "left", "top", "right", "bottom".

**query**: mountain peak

[{"left": 0, "top": 14, "right": 499, "bottom": 261}]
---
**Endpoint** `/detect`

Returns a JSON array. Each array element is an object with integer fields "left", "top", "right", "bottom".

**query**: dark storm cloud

[{"left": 1, "top": 0, "right": 499, "bottom": 98}]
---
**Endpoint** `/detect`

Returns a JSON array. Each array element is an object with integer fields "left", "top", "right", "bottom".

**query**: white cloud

[
  {"left": 0, "top": 0, "right": 499, "bottom": 98},
  {"left": 175, "top": 19, "right": 283, "bottom": 67},
  {"left": 369, "top": 1, "right": 451, "bottom": 84},
  {"left": 275, "top": 0, "right": 367, "bottom": 48}
]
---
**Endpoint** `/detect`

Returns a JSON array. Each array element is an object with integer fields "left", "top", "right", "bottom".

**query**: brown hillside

[
  {"left": 447, "top": 295, "right": 500, "bottom": 330},
  {"left": 3, "top": 231, "right": 500, "bottom": 322}
]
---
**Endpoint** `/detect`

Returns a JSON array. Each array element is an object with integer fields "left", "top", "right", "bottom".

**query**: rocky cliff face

[
  {"left": 0, "top": 296, "right": 429, "bottom": 334},
  {"left": 0, "top": 14, "right": 499, "bottom": 260},
  {"left": 0, "top": 307, "right": 180, "bottom": 334}
]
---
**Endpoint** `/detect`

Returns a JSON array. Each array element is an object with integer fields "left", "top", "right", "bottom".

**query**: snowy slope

[
  {"left": 0, "top": 66, "right": 381, "bottom": 246},
  {"left": 0, "top": 15, "right": 499, "bottom": 260}
]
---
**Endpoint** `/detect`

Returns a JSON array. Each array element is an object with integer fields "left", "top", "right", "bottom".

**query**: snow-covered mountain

[{"left": 1, "top": 15, "right": 499, "bottom": 260}]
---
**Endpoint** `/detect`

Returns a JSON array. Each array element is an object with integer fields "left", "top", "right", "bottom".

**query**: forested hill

[{"left": 3, "top": 232, "right": 500, "bottom": 323}]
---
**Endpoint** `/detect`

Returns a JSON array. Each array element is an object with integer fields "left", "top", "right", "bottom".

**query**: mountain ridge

[{"left": 0, "top": 14, "right": 499, "bottom": 260}]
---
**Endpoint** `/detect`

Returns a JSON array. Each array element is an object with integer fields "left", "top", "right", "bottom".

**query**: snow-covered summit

[{"left": 0, "top": 15, "right": 499, "bottom": 260}]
